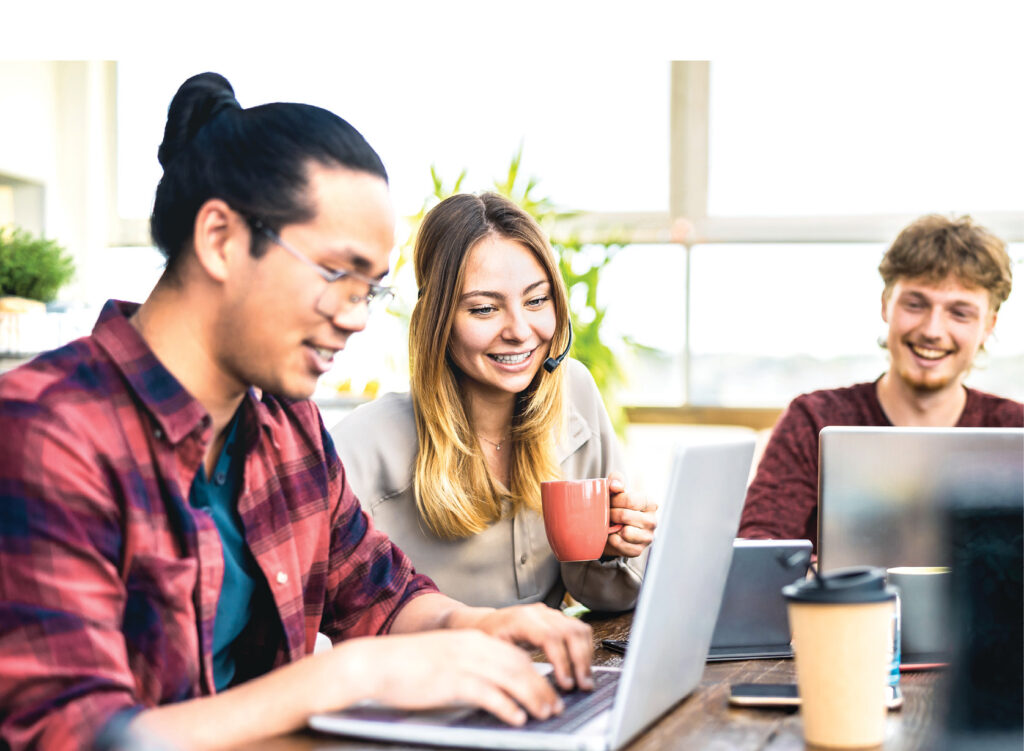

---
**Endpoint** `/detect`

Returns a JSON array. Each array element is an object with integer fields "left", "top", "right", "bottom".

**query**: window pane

[
  {"left": 968, "top": 243, "right": 1024, "bottom": 398},
  {"left": 690, "top": 243, "right": 887, "bottom": 406},
  {"left": 118, "top": 59, "right": 669, "bottom": 221},
  {"left": 93, "top": 246, "right": 166, "bottom": 304},
  {"left": 690, "top": 243, "right": 884, "bottom": 358},
  {"left": 707, "top": 59, "right": 1024, "bottom": 216},
  {"left": 599, "top": 244, "right": 687, "bottom": 406},
  {"left": 688, "top": 243, "right": 1024, "bottom": 406}
]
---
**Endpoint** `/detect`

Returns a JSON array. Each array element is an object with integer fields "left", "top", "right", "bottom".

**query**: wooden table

[{"left": 247, "top": 611, "right": 943, "bottom": 750}]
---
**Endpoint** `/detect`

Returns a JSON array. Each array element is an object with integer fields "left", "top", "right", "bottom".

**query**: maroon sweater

[{"left": 738, "top": 380, "right": 1024, "bottom": 550}]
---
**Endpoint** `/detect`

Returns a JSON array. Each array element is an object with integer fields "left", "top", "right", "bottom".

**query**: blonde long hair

[{"left": 409, "top": 193, "right": 571, "bottom": 539}]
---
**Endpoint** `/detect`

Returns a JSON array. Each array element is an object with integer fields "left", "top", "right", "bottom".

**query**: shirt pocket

[{"left": 123, "top": 554, "right": 200, "bottom": 703}]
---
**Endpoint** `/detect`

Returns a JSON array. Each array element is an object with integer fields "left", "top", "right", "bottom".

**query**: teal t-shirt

[{"left": 189, "top": 411, "right": 264, "bottom": 691}]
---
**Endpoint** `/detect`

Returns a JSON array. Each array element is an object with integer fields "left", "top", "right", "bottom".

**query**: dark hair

[
  {"left": 150, "top": 72, "right": 388, "bottom": 273},
  {"left": 879, "top": 214, "right": 1013, "bottom": 311}
]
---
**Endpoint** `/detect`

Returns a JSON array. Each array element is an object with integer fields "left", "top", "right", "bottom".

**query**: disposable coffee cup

[
  {"left": 783, "top": 566, "right": 897, "bottom": 749},
  {"left": 540, "top": 478, "right": 621, "bottom": 562}
]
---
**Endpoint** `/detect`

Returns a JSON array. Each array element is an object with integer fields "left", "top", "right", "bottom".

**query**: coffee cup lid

[{"left": 783, "top": 565, "right": 896, "bottom": 604}]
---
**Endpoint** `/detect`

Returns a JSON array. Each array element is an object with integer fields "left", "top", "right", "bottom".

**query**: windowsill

[{"left": 624, "top": 405, "right": 783, "bottom": 431}]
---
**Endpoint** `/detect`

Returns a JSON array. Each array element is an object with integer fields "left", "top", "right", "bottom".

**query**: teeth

[
  {"left": 910, "top": 344, "right": 948, "bottom": 360},
  {"left": 313, "top": 346, "right": 334, "bottom": 361},
  {"left": 491, "top": 351, "right": 530, "bottom": 364}
]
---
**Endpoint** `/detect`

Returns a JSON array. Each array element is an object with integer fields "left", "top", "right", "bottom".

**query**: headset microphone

[{"left": 543, "top": 324, "right": 574, "bottom": 373}]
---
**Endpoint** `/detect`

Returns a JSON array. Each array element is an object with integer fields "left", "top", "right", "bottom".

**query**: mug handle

[
  {"left": 606, "top": 485, "right": 622, "bottom": 535},
  {"left": 604, "top": 476, "right": 625, "bottom": 536}
]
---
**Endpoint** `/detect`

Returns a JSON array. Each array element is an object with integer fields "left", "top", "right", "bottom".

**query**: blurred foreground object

[{"left": 940, "top": 468, "right": 1023, "bottom": 750}]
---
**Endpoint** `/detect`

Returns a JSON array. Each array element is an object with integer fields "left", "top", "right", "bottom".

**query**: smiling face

[
  {"left": 882, "top": 275, "right": 997, "bottom": 394},
  {"left": 448, "top": 234, "right": 557, "bottom": 401},
  {"left": 218, "top": 164, "right": 395, "bottom": 400}
]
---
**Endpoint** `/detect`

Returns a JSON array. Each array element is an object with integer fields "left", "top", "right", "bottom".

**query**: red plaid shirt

[{"left": 0, "top": 300, "right": 437, "bottom": 750}]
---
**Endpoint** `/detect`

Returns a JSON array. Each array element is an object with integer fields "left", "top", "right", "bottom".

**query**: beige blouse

[{"left": 330, "top": 358, "right": 644, "bottom": 611}]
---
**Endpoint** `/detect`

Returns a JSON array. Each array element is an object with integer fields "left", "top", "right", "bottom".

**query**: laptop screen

[{"left": 818, "top": 427, "right": 1024, "bottom": 572}]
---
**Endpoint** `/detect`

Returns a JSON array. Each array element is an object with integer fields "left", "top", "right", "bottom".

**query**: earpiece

[{"left": 543, "top": 324, "right": 574, "bottom": 373}]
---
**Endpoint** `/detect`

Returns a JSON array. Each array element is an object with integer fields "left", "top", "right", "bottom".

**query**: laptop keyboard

[{"left": 451, "top": 669, "right": 620, "bottom": 732}]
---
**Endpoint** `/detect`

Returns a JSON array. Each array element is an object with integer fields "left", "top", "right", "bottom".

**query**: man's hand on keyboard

[{"left": 449, "top": 602, "right": 595, "bottom": 692}]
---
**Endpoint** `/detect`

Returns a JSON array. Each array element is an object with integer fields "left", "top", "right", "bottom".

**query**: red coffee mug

[{"left": 540, "top": 478, "right": 622, "bottom": 562}]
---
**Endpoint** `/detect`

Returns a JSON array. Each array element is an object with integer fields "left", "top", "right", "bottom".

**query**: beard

[
  {"left": 895, "top": 363, "right": 957, "bottom": 393},
  {"left": 893, "top": 341, "right": 970, "bottom": 394}
]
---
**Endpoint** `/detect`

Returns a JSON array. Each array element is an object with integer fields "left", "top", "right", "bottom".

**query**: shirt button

[
  {"left": 154, "top": 428, "right": 163, "bottom": 440},
  {"left": 214, "top": 471, "right": 227, "bottom": 485},
  {"left": 520, "top": 554, "right": 528, "bottom": 564},
  {"left": 276, "top": 571, "right": 288, "bottom": 585}
]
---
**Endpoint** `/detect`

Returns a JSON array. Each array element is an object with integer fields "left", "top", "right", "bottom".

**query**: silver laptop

[
  {"left": 609, "top": 538, "right": 810, "bottom": 661},
  {"left": 707, "top": 539, "right": 811, "bottom": 661},
  {"left": 818, "top": 426, "right": 1024, "bottom": 573},
  {"left": 308, "top": 436, "right": 755, "bottom": 751},
  {"left": 819, "top": 426, "right": 1023, "bottom": 666}
]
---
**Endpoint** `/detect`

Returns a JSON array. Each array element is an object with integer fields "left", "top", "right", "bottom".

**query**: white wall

[
  {"left": 0, "top": 61, "right": 118, "bottom": 304},
  {"left": 0, "top": 62, "right": 59, "bottom": 184}
]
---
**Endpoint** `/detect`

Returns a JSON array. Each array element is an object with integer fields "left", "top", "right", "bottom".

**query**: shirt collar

[
  {"left": 92, "top": 299, "right": 213, "bottom": 444},
  {"left": 92, "top": 300, "right": 282, "bottom": 453},
  {"left": 555, "top": 399, "right": 590, "bottom": 464},
  {"left": 238, "top": 388, "right": 281, "bottom": 453}
]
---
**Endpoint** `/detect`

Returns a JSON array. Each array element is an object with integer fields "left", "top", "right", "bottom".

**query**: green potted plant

[{"left": 0, "top": 226, "right": 75, "bottom": 355}]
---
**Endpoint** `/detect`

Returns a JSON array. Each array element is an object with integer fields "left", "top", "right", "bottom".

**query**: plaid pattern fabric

[{"left": 0, "top": 300, "right": 437, "bottom": 750}]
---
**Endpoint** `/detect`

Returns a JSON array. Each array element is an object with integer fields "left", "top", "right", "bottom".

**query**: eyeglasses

[{"left": 249, "top": 218, "right": 395, "bottom": 316}]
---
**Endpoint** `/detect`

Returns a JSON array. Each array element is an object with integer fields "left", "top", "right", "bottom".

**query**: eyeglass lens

[{"left": 315, "top": 276, "right": 392, "bottom": 317}]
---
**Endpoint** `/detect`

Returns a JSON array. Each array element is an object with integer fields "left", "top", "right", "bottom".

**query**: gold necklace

[{"left": 478, "top": 434, "right": 508, "bottom": 451}]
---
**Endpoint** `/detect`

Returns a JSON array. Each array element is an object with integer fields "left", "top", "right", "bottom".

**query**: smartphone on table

[{"left": 728, "top": 683, "right": 903, "bottom": 710}]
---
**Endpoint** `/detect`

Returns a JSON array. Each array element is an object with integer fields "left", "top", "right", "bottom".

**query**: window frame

[
  {"left": 553, "top": 61, "right": 1024, "bottom": 410},
  {"left": 102, "top": 61, "right": 1023, "bottom": 414}
]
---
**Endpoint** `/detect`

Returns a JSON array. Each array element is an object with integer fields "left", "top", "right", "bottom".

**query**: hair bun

[{"left": 157, "top": 72, "right": 241, "bottom": 169}]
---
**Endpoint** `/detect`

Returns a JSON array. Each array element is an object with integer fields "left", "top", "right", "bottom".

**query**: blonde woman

[{"left": 332, "top": 193, "right": 656, "bottom": 611}]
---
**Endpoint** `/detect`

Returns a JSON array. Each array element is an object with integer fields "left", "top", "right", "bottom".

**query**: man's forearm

[
  {"left": 388, "top": 592, "right": 496, "bottom": 634},
  {"left": 130, "top": 650, "right": 358, "bottom": 751},
  {"left": 130, "top": 596, "right": 499, "bottom": 749}
]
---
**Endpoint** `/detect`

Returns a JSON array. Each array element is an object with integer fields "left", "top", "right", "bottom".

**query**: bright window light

[
  {"left": 707, "top": 59, "right": 1024, "bottom": 216},
  {"left": 118, "top": 60, "right": 669, "bottom": 221},
  {"left": 687, "top": 243, "right": 1024, "bottom": 406}
]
